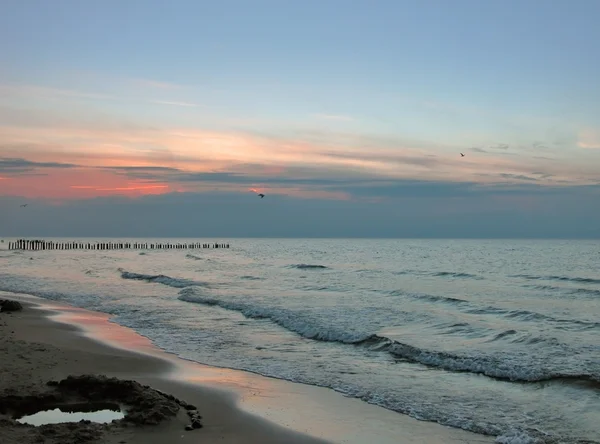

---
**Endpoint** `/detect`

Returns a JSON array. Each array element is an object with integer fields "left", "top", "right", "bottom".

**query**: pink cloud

[
  {"left": 0, "top": 169, "right": 171, "bottom": 199},
  {"left": 577, "top": 128, "right": 600, "bottom": 149},
  {"left": 2, "top": 108, "right": 600, "bottom": 201}
]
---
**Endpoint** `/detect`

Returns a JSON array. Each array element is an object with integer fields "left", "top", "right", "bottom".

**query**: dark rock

[
  {"left": 185, "top": 425, "right": 194, "bottom": 431},
  {"left": 0, "top": 300, "right": 23, "bottom": 312},
  {"left": 191, "top": 418, "right": 203, "bottom": 429},
  {"left": 184, "top": 404, "right": 197, "bottom": 410}
]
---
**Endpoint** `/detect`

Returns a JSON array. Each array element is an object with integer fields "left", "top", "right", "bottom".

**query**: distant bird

[
  {"left": 20, "top": 204, "right": 28, "bottom": 207},
  {"left": 258, "top": 193, "right": 265, "bottom": 198},
  {"left": 460, "top": 153, "right": 465, "bottom": 157}
]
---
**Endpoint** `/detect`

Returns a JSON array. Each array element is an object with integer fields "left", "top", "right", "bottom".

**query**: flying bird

[
  {"left": 249, "top": 188, "right": 265, "bottom": 198},
  {"left": 20, "top": 204, "right": 28, "bottom": 207},
  {"left": 460, "top": 153, "right": 465, "bottom": 157}
]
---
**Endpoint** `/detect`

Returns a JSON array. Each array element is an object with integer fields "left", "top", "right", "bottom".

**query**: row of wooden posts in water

[{"left": 7, "top": 239, "right": 230, "bottom": 251}]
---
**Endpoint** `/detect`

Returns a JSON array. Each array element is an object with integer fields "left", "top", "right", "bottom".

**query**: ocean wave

[
  {"left": 119, "top": 269, "right": 209, "bottom": 289},
  {"left": 391, "top": 290, "right": 599, "bottom": 330},
  {"left": 488, "top": 329, "right": 518, "bottom": 341},
  {"left": 500, "top": 309, "right": 600, "bottom": 329},
  {"left": 572, "top": 287, "right": 600, "bottom": 297},
  {"left": 240, "top": 275, "right": 265, "bottom": 281},
  {"left": 523, "top": 284, "right": 600, "bottom": 300},
  {"left": 513, "top": 274, "right": 600, "bottom": 285},
  {"left": 288, "top": 264, "right": 329, "bottom": 270},
  {"left": 393, "top": 269, "right": 483, "bottom": 280},
  {"left": 177, "top": 290, "right": 599, "bottom": 384},
  {"left": 185, "top": 254, "right": 203, "bottom": 261},
  {"left": 391, "top": 290, "right": 468, "bottom": 305},
  {"left": 178, "top": 288, "right": 370, "bottom": 343},
  {"left": 525, "top": 284, "right": 561, "bottom": 292},
  {"left": 432, "top": 271, "right": 482, "bottom": 279},
  {"left": 378, "top": 337, "right": 599, "bottom": 384}
]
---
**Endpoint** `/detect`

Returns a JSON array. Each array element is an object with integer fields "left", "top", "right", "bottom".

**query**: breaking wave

[
  {"left": 390, "top": 290, "right": 599, "bottom": 330},
  {"left": 178, "top": 287, "right": 369, "bottom": 343},
  {"left": 119, "top": 269, "right": 209, "bottom": 289},
  {"left": 513, "top": 274, "right": 600, "bottom": 285},
  {"left": 177, "top": 289, "right": 599, "bottom": 384}
]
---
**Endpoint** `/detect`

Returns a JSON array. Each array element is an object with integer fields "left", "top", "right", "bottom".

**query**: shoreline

[{"left": 1, "top": 292, "right": 493, "bottom": 443}]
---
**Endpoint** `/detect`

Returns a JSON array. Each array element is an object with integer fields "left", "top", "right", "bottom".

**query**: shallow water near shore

[
  {"left": 15, "top": 404, "right": 124, "bottom": 426},
  {"left": 1, "top": 238, "right": 599, "bottom": 443}
]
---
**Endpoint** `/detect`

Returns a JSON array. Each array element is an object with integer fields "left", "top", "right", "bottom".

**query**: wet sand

[{"left": 0, "top": 293, "right": 493, "bottom": 444}]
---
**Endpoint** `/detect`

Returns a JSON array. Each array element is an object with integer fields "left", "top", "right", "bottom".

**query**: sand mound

[{"left": 0, "top": 375, "right": 202, "bottom": 443}]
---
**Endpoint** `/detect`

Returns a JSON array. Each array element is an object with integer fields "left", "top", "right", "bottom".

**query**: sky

[{"left": 1, "top": 0, "right": 599, "bottom": 238}]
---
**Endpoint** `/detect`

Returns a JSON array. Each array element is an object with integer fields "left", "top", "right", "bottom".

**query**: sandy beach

[{"left": 0, "top": 293, "right": 494, "bottom": 444}]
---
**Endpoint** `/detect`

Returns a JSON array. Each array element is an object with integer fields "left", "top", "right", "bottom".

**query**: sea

[{"left": 0, "top": 238, "right": 598, "bottom": 444}]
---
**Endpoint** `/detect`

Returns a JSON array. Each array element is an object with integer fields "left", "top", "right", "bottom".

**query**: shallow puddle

[{"left": 15, "top": 402, "right": 125, "bottom": 426}]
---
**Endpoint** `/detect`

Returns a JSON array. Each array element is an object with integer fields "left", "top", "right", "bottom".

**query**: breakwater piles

[{"left": 6, "top": 240, "right": 230, "bottom": 251}]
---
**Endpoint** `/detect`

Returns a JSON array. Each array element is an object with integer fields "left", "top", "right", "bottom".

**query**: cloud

[
  {"left": 0, "top": 83, "right": 119, "bottom": 102},
  {"left": 2, "top": 102, "right": 600, "bottom": 202},
  {"left": 0, "top": 157, "right": 77, "bottom": 174},
  {"left": 131, "top": 78, "right": 182, "bottom": 89},
  {"left": 577, "top": 128, "right": 600, "bottom": 149},
  {"left": 530, "top": 171, "right": 554, "bottom": 179},
  {"left": 79, "top": 185, "right": 170, "bottom": 192},
  {"left": 2, "top": 155, "right": 564, "bottom": 202},
  {"left": 499, "top": 173, "right": 539, "bottom": 182},
  {"left": 312, "top": 114, "right": 355, "bottom": 122},
  {"left": 531, "top": 141, "right": 548, "bottom": 150},
  {"left": 149, "top": 100, "right": 202, "bottom": 108},
  {"left": 0, "top": 82, "right": 201, "bottom": 111},
  {"left": 473, "top": 141, "right": 559, "bottom": 155}
]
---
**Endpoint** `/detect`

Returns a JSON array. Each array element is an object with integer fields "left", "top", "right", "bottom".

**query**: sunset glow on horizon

[{"left": 2, "top": 114, "right": 598, "bottom": 201}]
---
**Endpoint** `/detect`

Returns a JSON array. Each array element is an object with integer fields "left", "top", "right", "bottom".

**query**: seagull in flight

[
  {"left": 460, "top": 153, "right": 465, "bottom": 157},
  {"left": 20, "top": 204, "right": 28, "bottom": 207},
  {"left": 249, "top": 188, "right": 265, "bottom": 198}
]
